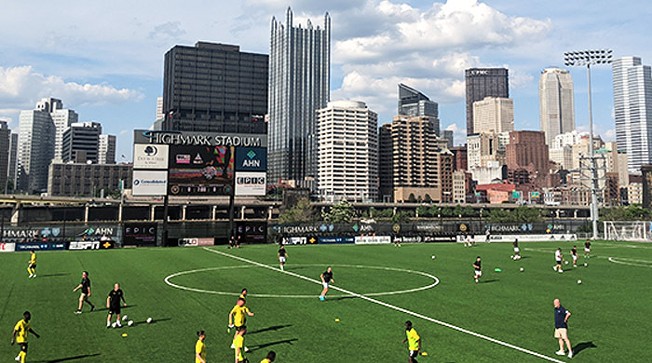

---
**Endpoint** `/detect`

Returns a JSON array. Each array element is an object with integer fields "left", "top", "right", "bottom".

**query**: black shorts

[
  {"left": 235, "top": 325, "right": 247, "bottom": 331},
  {"left": 409, "top": 350, "right": 419, "bottom": 358},
  {"left": 19, "top": 342, "right": 28, "bottom": 352},
  {"left": 109, "top": 306, "right": 121, "bottom": 315},
  {"left": 29, "top": 263, "right": 36, "bottom": 269},
  {"left": 556, "top": 260, "right": 562, "bottom": 264}
]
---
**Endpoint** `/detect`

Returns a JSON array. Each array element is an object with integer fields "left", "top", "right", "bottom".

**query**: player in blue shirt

[{"left": 553, "top": 298, "right": 573, "bottom": 358}]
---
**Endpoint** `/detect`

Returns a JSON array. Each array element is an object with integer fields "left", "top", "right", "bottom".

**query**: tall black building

[
  {"left": 162, "top": 42, "right": 268, "bottom": 133},
  {"left": 465, "top": 68, "right": 509, "bottom": 136}
]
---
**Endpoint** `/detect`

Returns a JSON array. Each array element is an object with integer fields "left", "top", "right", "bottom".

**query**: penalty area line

[{"left": 203, "top": 247, "right": 564, "bottom": 363}]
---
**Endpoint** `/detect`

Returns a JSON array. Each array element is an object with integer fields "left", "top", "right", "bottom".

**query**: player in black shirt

[
  {"left": 106, "top": 283, "right": 127, "bottom": 328},
  {"left": 584, "top": 239, "right": 591, "bottom": 258},
  {"left": 319, "top": 266, "right": 334, "bottom": 301},
  {"left": 570, "top": 246, "right": 578, "bottom": 267},
  {"left": 278, "top": 244, "right": 288, "bottom": 271},
  {"left": 73, "top": 271, "right": 95, "bottom": 314},
  {"left": 473, "top": 256, "right": 482, "bottom": 284}
]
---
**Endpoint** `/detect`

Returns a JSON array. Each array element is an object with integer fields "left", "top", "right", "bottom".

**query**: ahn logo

[{"left": 144, "top": 145, "right": 158, "bottom": 156}]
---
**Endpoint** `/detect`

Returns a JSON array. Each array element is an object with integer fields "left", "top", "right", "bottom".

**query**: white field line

[
  {"left": 607, "top": 257, "right": 652, "bottom": 268},
  {"left": 203, "top": 247, "right": 565, "bottom": 363}
]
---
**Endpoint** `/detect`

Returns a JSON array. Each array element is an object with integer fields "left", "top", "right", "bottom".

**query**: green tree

[
  {"left": 392, "top": 210, "right": 413, "bottom": 224},
  {"left": 322, "top": 200, "right": 356, "bottom": 223},
  {"left": 279, "top": 198, "right": 316, "bottom": 224},
  {"left": 486, "top": 207, "right": 542, "bottom": 223}
]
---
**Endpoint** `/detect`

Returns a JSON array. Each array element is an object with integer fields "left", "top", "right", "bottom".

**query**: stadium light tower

[{"left": 563, "top": 49, "right": 613, "bottom": 240}]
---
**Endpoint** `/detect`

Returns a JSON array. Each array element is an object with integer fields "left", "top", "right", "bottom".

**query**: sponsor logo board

[
  {"left": 133, "top": 144, "right": 169, "bottom": 169},
  {"left": 235, "top": 147, "right": 267, "bottom": 171},
  {"left": 235, "top": 172, "right": 266, "bottom": 196},
  {"left": 132, "top": 170, "right": 168, "bottom": 196},
  {"left": 15, "top": 242, "right": 68, "bottom": 251},
  {"left": 354, "top": 236, "right": 391, "bottom": 244},
  {"left": 0, "top": 242, "right": 16, "bottom": 252}
]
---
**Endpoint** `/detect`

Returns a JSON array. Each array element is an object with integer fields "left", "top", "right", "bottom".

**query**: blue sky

[{"left": 0, "top": 0, "right": 650, "bottom": 160}]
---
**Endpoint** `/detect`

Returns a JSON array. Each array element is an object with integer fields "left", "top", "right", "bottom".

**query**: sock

[{"left": 20, "top": 351, "right": 26, "bottom": 363}]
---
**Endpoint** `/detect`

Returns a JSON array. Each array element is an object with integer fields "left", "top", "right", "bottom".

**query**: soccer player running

[
  {"left": 553, "top": 298, "right": 573, "bottom": 358},
  {"left": 11, "top": 311, "right": 40, "bottom": 363},
  {"left": 512, "top": 239, "right": 521, "bottom": 260},
  {"left": 195, "top": 330, "right": 206, "bottom": 363},
  {"left": 228, "top": 297, "right": 254, "bottom": 353},
  {"left": 278, "top": 244, "right": 288, "bottom": 271},
  {"left": 106, "top": 283, "right": 127, "bottom": 328},
  {"left": 570, "top": 246, "right": 578, "bottom": 268},
  {"left": 402, "top": 320, "right": 421, "bottom": 363},
  {"left": 260, "top": 351, "right": 276, "bottom": 363},
  {"left": 72, "top": 271, "right": 95, "bottom": 314},
  {"left": 27, "top": 251, "right": 37, "bottom": 278},
  {"left": 319, "top": 266, "right": 334, "bottom": 301},
  {"left": 554, "top": 248, "right": 564, "bottom": 273},
  {"left": 584, "top": 239, "right": 591, "bottom": 258},
  {"left": 473, "top": 256, "right": 482, "bottom": 283}
]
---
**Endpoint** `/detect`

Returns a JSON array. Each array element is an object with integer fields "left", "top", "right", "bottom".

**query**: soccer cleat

[
  {"left": 75, "top": 310, "right": 82, "bottom": 315},
  {"left": 230, "top": 343, "right": 235, "bottom": 349},
  {"left": 116, "top": 321, "right": 122, "bottom": 328},
  {"left": 555, "top": 350, "right": 565, "bottom": 356},
  {"left": 107, "top": 322, "right": 111, "bottom": 328},
  {"left": 244, "top": 346, "right": 250, "bottom": 352},
  {"left": 558, "top": 270, "right": 564, "bottom": 273},
  {"left": 568, "top": 350, "right": 573, "bottom": 358},
  {"left": 15, "top": 355, "right": 20, "bottom": 361},
  {"left": 319, "top": 296, "right": 325, "bottom": 301},
  {"left": 90, "top": 305, "right": 95, "bottom": 312}
]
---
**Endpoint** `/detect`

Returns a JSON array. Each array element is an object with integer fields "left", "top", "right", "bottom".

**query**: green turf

[{"left": 1, "top": 240, "right": 651, "bottom": 362}]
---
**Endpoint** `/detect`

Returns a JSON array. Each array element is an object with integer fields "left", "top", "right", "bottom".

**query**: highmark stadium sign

[{"left": 132, "top": 130, "right": 267, "bottom": 197}]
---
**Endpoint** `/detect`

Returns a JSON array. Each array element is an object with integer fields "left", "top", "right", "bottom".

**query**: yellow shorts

[{"left": 554, "top": 328, "right": 568, "bottom": 339}]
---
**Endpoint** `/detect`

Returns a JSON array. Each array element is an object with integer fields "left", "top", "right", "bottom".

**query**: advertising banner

[
  {"left": 235, "top": 147, "right": 267, "bottom": 171},
  {"left": 69, "top": 240, "right": 115, "bottom": 250},
  {"left": 167, "top": 145, "right": 235, "bottom": 196},
  {"left": 133, "top": 144, "right": 169, "bottom": 169},
  {"left": 0, "top": 242, "right": 16, "bottom": 252},
  {"left": 456, "top": 234, "right": 577, "bottom": 243},
  {"left": 235, "top": 172, "right": 266, "bottom": 196},
  {"left": 16, "top": 242, "right": 68, "bottom": 251},
  {"left": 132, "top": 170, "right": 168, "bottom": 196},
  {"left": 123, "top": 223, "right": 158, "bottom": 246},
  {"left": 179, "top": 238, "right": 214, "bottom": 247},
  {"left": 354, "top": 236, "right": 391, "bottom": 244},
  {"left": 235, "top": 221, "right": 267, "bottom": 243},
  {"left": 318, "top": 236, "right": 355, "bottom": 244}
]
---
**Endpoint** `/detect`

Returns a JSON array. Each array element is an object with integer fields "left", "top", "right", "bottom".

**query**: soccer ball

[
  {"left": 122, "top": 315, "right": 128, "bottom": 321},
  {"left": 564, "top": 261, "right": 569, "bottom": 265},
  {"left": 577, "top": 280, "right": 582, "bottom": 284},
  {"left": 519, "top": 267, "right": 524, "bottom": 272},
  {"left": 111, "top": 322, "right": 118, "bottom": 328},
  {"left": 584, "top": 263, "right": 588, "bottom": 267},
  {"left": 146, "top": 317, "right": 153, "bottom": 324},
  {"left": 128, "top": 320, "right": 134, "bottom": 327},
  {"left": 431, "top": 255, "right": 436, "bottom": 259}
]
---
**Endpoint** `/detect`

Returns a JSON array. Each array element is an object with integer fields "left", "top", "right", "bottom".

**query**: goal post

[{"left": 603, "top": 221, "right": 652, "bottom": 242}]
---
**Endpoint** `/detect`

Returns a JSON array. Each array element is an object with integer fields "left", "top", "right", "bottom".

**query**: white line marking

[
  {"left": 203, "top": 247, "right": 565, "bottom": 363},
  {"left": 164, "top": 264, "right": 439, "bottom": 298},
  {"left": 607, "top": 257, "right": 652, "bottom": 268}
]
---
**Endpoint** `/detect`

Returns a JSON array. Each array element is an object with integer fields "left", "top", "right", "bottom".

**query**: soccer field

[{"left": 1, "top": 240, "right": 651, "bottom": 362}]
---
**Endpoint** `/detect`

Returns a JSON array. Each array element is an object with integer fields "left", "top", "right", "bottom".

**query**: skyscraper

[
  {"left": 268, "top": 8, "right": 330, "bottom": 187},
  {"left": 34, "top": 98, "right": 79, "bottom": 162},
  {"left": 17, "top": 105, "right": 56, "bottom": 193},
  {"left": 162, "top": 42, "right": 268, "bottom": 133},
  {"left": 539, "top": 68, "right": 575, "bottom": 146},
  {"left": 613, "top": 56, "right": 652, "bottom": 173},
  {"left": 7, "top": 133, "right": 18, "bottom": 192},
  {"left": 98, "top": 134, "right": 116, "bottom": 164},
  {"left": 472, "top": 97, "right": 514, "bottom": 134},
  {"left": 465, "top": 68, "right": 509, "bottom": 135},
  {"left": 398, "top": 84, "right": 440, "bottom": 135},
  {"left": 317, "top": 101, "right": 378, "bottom": 202},
  {"left": 62, "top": 122, "right": 102, "bottom": 163},
  {"left": 0, "top": 121, "right": 10, "bottom": 192}
]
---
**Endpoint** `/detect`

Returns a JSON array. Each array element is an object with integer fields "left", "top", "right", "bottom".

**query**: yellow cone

[{"left": 421, "top": 351, "right": 428, "bottom": 356}]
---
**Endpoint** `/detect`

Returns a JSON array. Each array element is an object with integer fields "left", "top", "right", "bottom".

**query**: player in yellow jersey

[
  {"left": 195, "top": 330, "right": 206, "bottom": 363},
  {"left": 260, "top": 351, "right": 276, "bottom": 362},
  {"left": 11, "top": 311, "right": 40, "bottom": 363},
  {"left": 402, "top": 320, "right": 421, "bottom": 363},
  {"left": 27, "top": 251, "right": 37, "bottom": 278},
  {"left": 228, "top": 297, "right": 254, "bottom": 332},
  {"left": 232, "top": 327, "right": 247, "bottom": 363}
]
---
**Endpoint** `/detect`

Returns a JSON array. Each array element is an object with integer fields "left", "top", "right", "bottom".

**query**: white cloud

[
  {"left": 0, "top": 66, "right": 143, "bottom": 112},
  {"left": 445, "top": 123, "right": 467, "bottom": 146}
]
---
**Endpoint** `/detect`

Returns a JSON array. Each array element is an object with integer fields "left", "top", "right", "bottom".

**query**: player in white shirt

[
  {"left": 511, "top": 239, "right": 521, "bottom": 260},
  {"left": 554, "top": 248, "right": 564, "bottom": 273}
]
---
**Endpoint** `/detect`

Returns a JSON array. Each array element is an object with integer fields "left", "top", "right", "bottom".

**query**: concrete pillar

[
  {"left": 212, "top": 205, "right": 217, "bottom": 220},
  {"left": 118, "top": 204, "right": 123, "bottom": 223},
  {"left": 574, "top": 210, "right": 578, "bottom": 219},
  {"left": 150, "top": 205, "right": 156, "bottom": 221},
  {"left": 84, "top": 205, "right": 89, "bottom": 223},
  {"left": 240, "top": 206, "right": 246, "bottom": 220},
  {"left": 11, "top": 203, "right": 20, "bottom": 225},
  {"left": 181, "top": 205, "right": 187, "bottom": 221},
  {"left": 268, "top": 206, "right": 273, "bottom": 220}
]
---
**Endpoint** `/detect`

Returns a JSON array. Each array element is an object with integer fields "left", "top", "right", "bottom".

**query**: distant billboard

[
  {"left": 167, "top": 145, "right": 234, "bottom": 196},
  {"left": 235, "top": 172, "right": 266, "bottom": 196},
  {"left": 132, "top": 170, "right": 168, "bottom": 196},
  {"left": 235, "top": 147, "right": 267, "bottom": 171},
  {"left": 133, "top": 144, "right": 169, "bottom": 169}
]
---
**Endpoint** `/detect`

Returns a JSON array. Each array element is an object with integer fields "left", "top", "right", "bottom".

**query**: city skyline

[{"left": 0, "top": 0, "right": 649, "bottom": 160}]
